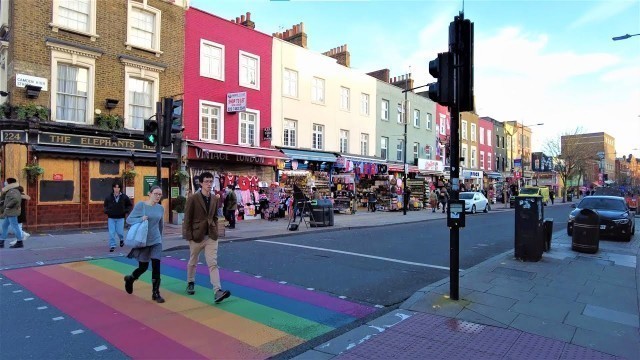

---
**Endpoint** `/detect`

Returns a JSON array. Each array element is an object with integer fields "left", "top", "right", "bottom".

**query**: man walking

[
  {"left": 104, "top": 181, "right": 133, "bottom": 252},
  {"left": 0, "top": 178, "right": 24, "bottom": 249},
  {"left": 549, "top": 189, "right": 555, "bottom": 205},
  {"left": 183, "top": 172, "right": 231, "bottom": 304},
  {"left": 224, "top": 184, "right": 237, "bottom": 229}
]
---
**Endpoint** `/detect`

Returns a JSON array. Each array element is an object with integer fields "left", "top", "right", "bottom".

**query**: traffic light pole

[{"left": 155, "top": 101, "right": 163, "bottom": 186}]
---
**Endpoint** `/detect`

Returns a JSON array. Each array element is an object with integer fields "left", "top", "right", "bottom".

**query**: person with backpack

[{"left": 0, "top": 178, "right": 24, "bottom": 249}]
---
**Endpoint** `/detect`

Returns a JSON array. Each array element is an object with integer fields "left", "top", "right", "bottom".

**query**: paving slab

[
  {"left": 466, "top": 302, "right": 519, "bottom": 326},
  {"left": 577, "top": 293, "right": 638, "bottom": 314},
  {"left": 464, "top": 290, "right": 518, "bottom": 310},
  {"left": 291, "top": 350, "right": 335, "bottom": 360},
  {"left": 510, "top": 313, "right": 577, "bottom": 343},
  {"left": 455, "top": 308, "right": 508, "bottom": 328},
  {"left": 366, "top": 309, "right": 415, "bottom": 330},
  {"left": 571, "top": 327, "right": 640, "bottom": 359},
  {"left": 404, "top": 291, "right": 466, "bottom": 317},
  {"left": 314, "top": 325, "right": 383, "bottom": 356},
  {"left": 486, "top": 285, "right": 537, "bottom": 302},
  {"left": 564, "top": 311, "right": 639, "bottom": 337},
  {"left": 582, "top": 304, "right": 639, "bottom": 328}
]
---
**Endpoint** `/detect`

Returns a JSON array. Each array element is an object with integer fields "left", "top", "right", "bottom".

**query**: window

[
  {"left": 439, "top": 115, "right": 446, "bottom": 135},
  {"left": 239, "top": 51, "right": 259, "bottom": 89},
  {"left": 496, "top": 134, "right": 500, "bottom": 148},
  {"left": 340, "top": 87, "right": 350, "bottom": 111},
  {"left": 199, "top": 100, "right": 223, "bottom": 142},
  {"left": 413, "top": 142, "right": 419, "bottom": 161},
  {"left": 413, "top": 109, "right": 420, "bottom": 127},
  {"left": 471, "top": 147, "right": 477, "bottom": 168},
  {"left": 239, "top": 111, "right": 258, "bottom": 146},
  {"left": 360, "top": 133, "right": 369, "bottom": 156},
  {"left": 471, "top": 124, "right": 477, "bottom": 142},
  {"left": 381, "top": 99, "right": 389, "bottom": 120},
  {"left": 461, "top": 120, "right": 468, "bottom": 139},
  {"left": 200, "top": 40, "right": 224, "bottom": 80},
  {"left": 52, "top": 0, "right": 97, "bottom": 38},
  {"left": 480, "top": 151, "right": 485, "bottom": 169},
  {"left": 312, "top": 124, "right": 324, "bottom": 150},
  {"left": 396, "top": 140, "right": 404, "bottom": 161},
  {"left": 312, "top": 77, "right": 325, "bottom": 103},
  {"left": 487, "top": 130, "right": 492, "bottom": 146},
  {"left": 283, "top": 68, "right": 298, "bottom": 97},
  {"left": 126, "top": 1, "right": 161, "bottom": 53},
  {"left": 425, "top": 145, "right": 432, "bottom": 159},
  {"left": 381, "top": 137, "right": 388, "bottom": 160},
  {"left": 48, "top": 42, "right": 97, "bottom": 124},
  {"left": 487, "top": 153, "right": 492, "bottom": 171},
  {"left": 339, "top": 130, "right": 349, "bottom": 153},
  {"left": 122, "top": 58, "right": 161, "bottom": 130},
  {"left": 461, "top": 145, "right": 468, "bottom": 167},
  {"left": 361, "top": 93, "right": 369, "bottom": 115},
  {"left": 397, "top": 103, "right": 403, "bottom": 124},
  {"left": 426, "top": 113, "right": 432, "bottom": 130},
  {"left": 480, "top": 127, "right": 485, "bottom": 145},
  {"left": 56, "top": 63, "right": 89, "bottom": 123},
  {"left": 283, "top": 119, "right": 297, "bottom": 147}
]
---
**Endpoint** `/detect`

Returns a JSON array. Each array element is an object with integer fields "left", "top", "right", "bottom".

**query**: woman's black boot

[
  {"left": 124, "top": 275, "right": 136, "bottom": 294},
  {"left": 152, "top": 278, "right": 165, "bottom": 303}
]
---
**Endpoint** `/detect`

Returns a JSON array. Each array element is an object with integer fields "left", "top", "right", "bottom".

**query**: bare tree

[{"left": 543, "top": 127, "right": 591, "bottom": 201}]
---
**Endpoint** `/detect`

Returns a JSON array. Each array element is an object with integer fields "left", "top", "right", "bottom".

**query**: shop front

[
  {"left": 334, "top": 155, "right": 387, "bottom": 213},
  {"left": 1, "top": 128, "right": 176, "bottom": 230},
  {"left": 278, "top": 148, "right": 337, "bottom": 200},
  {"left": 186, "top": 141, "right": 286, "bottom": 220},
  {"left": 462, "top": 169, "right": 483, "bottom": 190}
]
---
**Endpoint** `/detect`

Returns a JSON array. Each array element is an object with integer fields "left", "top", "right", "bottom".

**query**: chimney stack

[
  {"left": 367, "top": 69, "right": 390, "bottom": 82},
  {"left": 390, "top": 73, "right": 414, "bottom": 91},
  {"left": 322, "top": 44, "right": 350, "bottom": 68},
  {"left": 231, "top": 12, "right": 255, "bottom": 29},
  {"left": 272, "top": 22, "right": 307, "bottom": 48}
]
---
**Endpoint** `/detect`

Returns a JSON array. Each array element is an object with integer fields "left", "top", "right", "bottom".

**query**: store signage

[
  {"left": 514, "top": 159, "right": 522, "bottom": 168},
  {"left": 52, "top": 174, "right": 63, "bottom": 181},
  {"left": 227, "top": 92, "right": 247, "bottom": 112},
  {"left": 462, "top": 170, "right": 483, "bottom": 179},
  {"left": 143, "top": 176, "right": 158, "bottom": 194},
  {"left": 418, "top": 159, "right": 444, "bottom": 172},
  {"left": 1, "top": 130, "right": 27, "bottom": 143},
  {"left": 262, "top": 127, "right": 272, "bottom": 140},
  {"left": 16, "top": 73, "right": 48, "bottom": 91},
  {"left": 37, "top": 132, "right": 172, "bottom": 153},
  {"left": 192, "top": 147, "right": 277, "bottom": 166}
]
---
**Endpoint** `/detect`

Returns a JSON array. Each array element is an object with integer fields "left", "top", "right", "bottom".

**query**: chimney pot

[
  {"left": 241, "top": 15, "right": 246, "bottom": 22},
  {"left": 236, "top": 17, "right": 240, "bottom": 23},
  {"left": 300, "top": 22, "right": 305, "bottom": 32},
  {"left": 246, "top": 12, "right": 251, "bottom": 20}
]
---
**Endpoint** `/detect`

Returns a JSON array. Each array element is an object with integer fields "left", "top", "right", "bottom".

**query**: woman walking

[{"left": 123, "top": 186, "right": 166, "bottom": 303}]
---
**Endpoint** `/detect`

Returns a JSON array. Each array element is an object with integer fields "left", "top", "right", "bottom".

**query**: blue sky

[{"left": 191, "top": 0, "right": 640, "bottom": 157}]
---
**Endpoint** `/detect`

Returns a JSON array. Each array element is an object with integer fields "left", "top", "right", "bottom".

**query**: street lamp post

[
  {"left": 403, "top": 73, "right": 409, "bottom": 215},
  {"left": 612, "top": 33, "right": 640, "bottom": 41}
]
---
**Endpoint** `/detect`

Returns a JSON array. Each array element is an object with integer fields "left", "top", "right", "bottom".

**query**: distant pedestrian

[
  {"left": 549, "top": 189, "right": 555, "bottom": 205},
  {"left": 429, "top": 190, "right": 438, "bottom": 213},
  {"left": 104, "top": 180, "right": 133, "bottom": 252},
  {"left": 182, "top": 172, "right": 231, "bottom": 304},
  {"left": 224, "top": 184, "right": 237, "bottom": 229},
  {"left": 438, "top": 187, "right": 448, "bottom": 213},
  {"left": 0, "top": 178, "right": 24, "bottom": 249},
  {"left": 123, "top": 186, "right": 166, "bottom": 303}
]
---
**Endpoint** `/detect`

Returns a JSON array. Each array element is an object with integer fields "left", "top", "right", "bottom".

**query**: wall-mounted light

[
  {"left": 105, "top": 98, "right": 119, "bottom": 110},
  {"left": 25, "top": 85, "right": 41, "bottom": 99}
]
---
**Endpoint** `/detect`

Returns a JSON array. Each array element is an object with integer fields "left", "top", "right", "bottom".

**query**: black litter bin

[
  {"left": 572, "top": 209, "right": 600, "bottom": 253},
  {"left": 514, "top": 196, "right": 544, "bottom": 261},
  {"left": 543, "top": 218, "right": 553, "bottom": 252},
  {"left": 310, "top": 200, "right": 333, "bottom": 227}
]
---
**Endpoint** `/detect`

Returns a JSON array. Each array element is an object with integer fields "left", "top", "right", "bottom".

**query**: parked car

[
  {"left": 459, "top": 192, "right": 489, "bottom": 214},
  {"left": 567, "top": 196, "right": 635, "bottom": 242}
]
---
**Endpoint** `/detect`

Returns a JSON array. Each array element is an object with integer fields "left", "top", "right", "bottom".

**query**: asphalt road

[{"left": 168, "top": 203, "right": 575, "bottom": 306}]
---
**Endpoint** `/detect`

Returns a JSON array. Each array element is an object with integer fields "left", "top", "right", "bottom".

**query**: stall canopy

[
  {"left": 487, "top": 172, "right": 503, "bottom": 180},
  {"left": 189, "top": 141, "right": 288, "bottom": 159},
  {"left": 280, "top": 148, "right": 337, "bottom": 163}
]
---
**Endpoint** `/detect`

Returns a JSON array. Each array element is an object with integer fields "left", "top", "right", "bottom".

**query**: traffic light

[
  {"left": 456, "top": 16, "right": 474, "bottom": 112},
  {"left": 143, "top": 119, "right": 159, "bottom": 147},
  {"left": 427, "top": 51, "right": 454, "bottom": 107},
  {"left": 161, "top": 98, "right": 184, "bottom": 147}
]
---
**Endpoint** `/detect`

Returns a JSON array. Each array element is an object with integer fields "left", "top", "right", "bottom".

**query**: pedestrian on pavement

[
  {"left": 123, "top": 186, "right": 166, "bottom": 303},
  {"left": 0, "top": 178, "right": 24, "bottom": 249},
  {"left": 224, "top": 184, "right": 237, "bottom": 229},
  {"left": 8, "top": 186, "right": 30, "bottom": 247},
  {"left": 549, "top": 189, "right": 555, "bottom": 205},
  {"left": 429, "top": 190, "right": 438, "bottom": 213},
  {"left": 104, "top": 180, "right": 132, "bottom": 252},
  {"left": 438, "top": 187, "right": 448, "bottom": 213},
  {"left": 182, "top": 172, "right": 231, "bottom": 304}
]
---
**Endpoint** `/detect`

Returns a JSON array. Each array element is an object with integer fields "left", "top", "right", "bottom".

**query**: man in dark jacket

[
  {"left": 1, "top": 178, "right": 24, "bottom": 248},
  {"left": 224, "top": 184, "right": 237, "bottom": 229},
  {"left": 104, "top": 181, "right": 132, "bottom": 252}
]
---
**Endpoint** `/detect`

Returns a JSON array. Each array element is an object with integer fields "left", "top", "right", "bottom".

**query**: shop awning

[
  {"left": 336, "top": 155, "right": 387, "bottom": 164},
  {"left": 31, "top": 145, "right": 177, "bottom": 159},
  {"left": 189, "top": 141, "right": 288, "bottom": 160},
  {"left": 280, "top": 148, "right": 337, "bottom": 163},
  {"left": 486, "top": 172, "right": 503, "bottom": 179},
  {"left": 387, "top": 164, "right": 420, "bottom": 173}
]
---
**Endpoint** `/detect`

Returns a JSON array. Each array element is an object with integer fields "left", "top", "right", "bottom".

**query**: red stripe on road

[{"left": 3, "top": 267, "right": 205, "bottom": 360}]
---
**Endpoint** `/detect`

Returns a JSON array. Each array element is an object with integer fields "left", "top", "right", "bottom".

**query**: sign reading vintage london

[
  {"left": 191, "top": 147, "right": 277, "bottom": 166},
  {"left": 38, "top": 132, "right": 172, "bottom": 153}
]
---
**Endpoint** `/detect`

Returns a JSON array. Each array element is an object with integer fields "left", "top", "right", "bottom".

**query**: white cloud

[{"left": 569, "top": 0, "right": 637, "bottom": 29}]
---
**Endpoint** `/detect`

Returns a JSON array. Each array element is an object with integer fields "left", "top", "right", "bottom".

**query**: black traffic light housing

[
  {"left": 161, "top": 98, "right": 184, "bottom": 147},
  {"left": 428, "top": 52, "right": 454, "bottom": 107},
  {"left": 451, "top": 15, "right": 474, "bottom": 112},
  {"left": 143, "top": 119, "right": 159, "bottom": 147}
]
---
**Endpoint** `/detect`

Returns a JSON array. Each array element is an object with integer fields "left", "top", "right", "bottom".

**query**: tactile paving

[{"left": 505, "top": 332, "right": 566, "bottom": 359}]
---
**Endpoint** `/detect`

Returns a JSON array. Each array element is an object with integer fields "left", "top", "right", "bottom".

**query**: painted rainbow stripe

[{"left": 3, "top": 258, "right": 376, "bottom": 359}]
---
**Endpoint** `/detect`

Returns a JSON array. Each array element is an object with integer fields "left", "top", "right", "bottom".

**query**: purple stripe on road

[{"left": 162, "top": 257, "right": 376, "bottom": 318}]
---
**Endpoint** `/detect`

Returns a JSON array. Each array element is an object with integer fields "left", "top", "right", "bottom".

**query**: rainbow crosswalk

[{"left": 2, "top": 257, "right": 376, "bottom": 359}]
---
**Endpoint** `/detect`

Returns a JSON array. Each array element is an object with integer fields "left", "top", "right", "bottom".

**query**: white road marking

[
  {"left": 165, "top": 255, "right": 172, "bottom": 258},
  {"left": 93, "top": 345, "right": 108, "bottom": 352},
  {"left": 2, "top": 283, "right": 13, "bottom": 286},
  {"left": 255, "top": 240, "right": 458, "bottom": 271},
  {"left": 71, "top": 330, "right": 84, "bottom": 335},
  {"left": 24, "top": 298, "right": 34, "bottom": 301},
  {"left": 374, "top": 305, "right": 384, "bottom": 308},
  {"left": 37, "top": 306, "right": 48, "bottom": 310},
  {"left": 36, "top": 261, "right": 45, "bottom": 265},
  {"left": 306, "top": 288, "right": 315, "bottom": 291},
  {"left": 233, "top": 270, "right": 240, "bottom": 273},
  {"left": 339, "top": 296, "right": 347, "bottom": 299},
  {"left": 37, "top": 247, "right": 65, "bottom": 251},
  {"left": 279, "top": 281, "right": 287, "bottom": 284},
  {"left": 13, "top": 290, "right": 23, "bottom": 293},
  {"left": 52, "top": 316, "right": 64, "bottom": 321},
  {"left": 180, "top": 258, "right": 186, "bottom": 261},
  {"left": 254, "top": 275, "right": 262, "bottom": 278},
  {"left": 197, "top": 262, "right": 203, "bottom": 265}
]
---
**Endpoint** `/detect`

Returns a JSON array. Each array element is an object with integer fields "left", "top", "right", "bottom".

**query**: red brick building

[{"left": 183, "top": 8, "right": 285, "bottom": 194}]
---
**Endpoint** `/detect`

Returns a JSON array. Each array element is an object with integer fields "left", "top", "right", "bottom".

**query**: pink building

[
  {"left": 435, "top": 104, "right": 451, "bottom": 165},
  {"left": 183, "top": 9, "right": 285, "bottom": 192},
  {"left": 477, "top": 117, "right": 494, "bottom": 172}
]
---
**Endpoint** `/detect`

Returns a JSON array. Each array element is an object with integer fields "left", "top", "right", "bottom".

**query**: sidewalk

[{"left": 298, "top": 225, "right": 640, "bottom": 359}]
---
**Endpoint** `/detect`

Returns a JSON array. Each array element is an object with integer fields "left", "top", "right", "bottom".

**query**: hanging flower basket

[
  {"left": 173, "top": 170, "right": 190, "bottom": 185},
  {"left": 122, "top": 168, "right": 137, "bottom": 182},
  {"left": 23, "top": 163, "right": 45, "bottom": 183}
]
